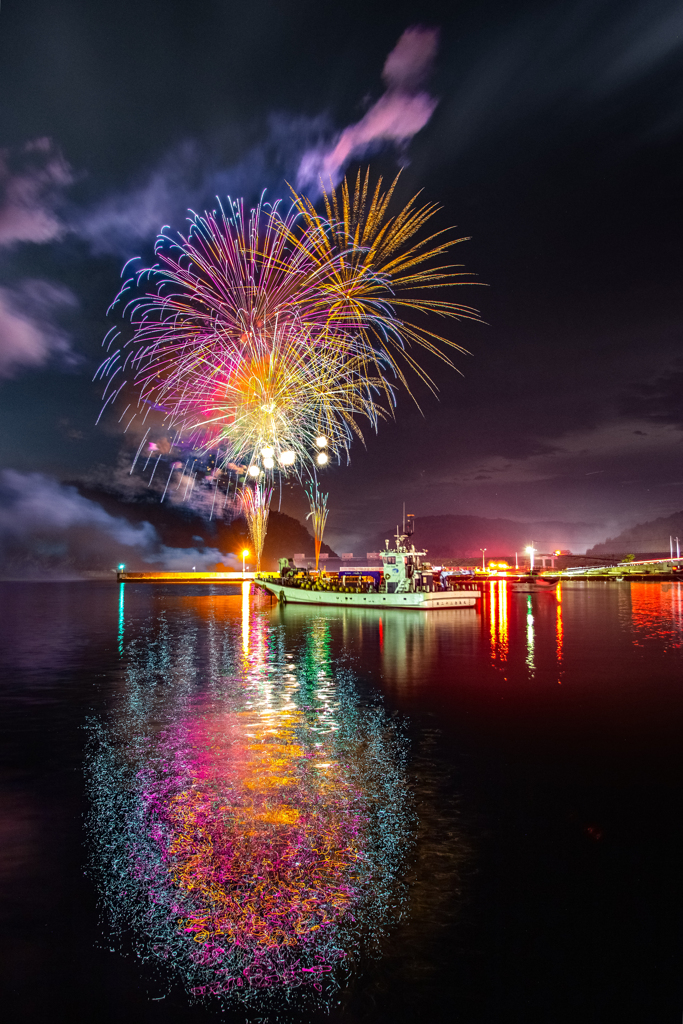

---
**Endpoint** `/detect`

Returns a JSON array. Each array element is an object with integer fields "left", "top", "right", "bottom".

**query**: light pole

[
  {"left": 480, "top": 548, "right": 487, "bottom": 571},
  {"left": 526, "top": 544, "right": 536, "bottom": 573},
  {"left": 242, "top": 549, "right": 249, "bottom": 574}
]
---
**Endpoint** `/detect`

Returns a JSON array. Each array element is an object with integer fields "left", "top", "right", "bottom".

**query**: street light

[
  {"left": 480, "top": 548, "right": 487, "bottom": 571},
  {"left": 242, "top": 549, "right": 249, "bottom": 574},
  {"left": 526, "top": 544, "right": 536, "bottom": 572}
]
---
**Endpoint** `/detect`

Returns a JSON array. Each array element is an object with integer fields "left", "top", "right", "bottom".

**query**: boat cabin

[{"left": 380, "top": 531, "right": 432, "bottom": 593}]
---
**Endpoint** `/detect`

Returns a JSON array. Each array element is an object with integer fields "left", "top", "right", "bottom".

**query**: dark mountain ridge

[
  {"left": 588, "top": 510, "right": 683, "bottom": 556},
  {"left": 366, "top": 514, "right": 597, "bottom": 558}
]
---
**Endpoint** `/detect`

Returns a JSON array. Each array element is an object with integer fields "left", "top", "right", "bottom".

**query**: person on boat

[{"left": 278, "top": 557, "right": 296, "bottom": 580}]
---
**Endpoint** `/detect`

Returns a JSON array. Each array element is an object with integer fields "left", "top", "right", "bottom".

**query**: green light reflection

[{"left": 118, "top": 582, "right": 125, "bottom": 654}]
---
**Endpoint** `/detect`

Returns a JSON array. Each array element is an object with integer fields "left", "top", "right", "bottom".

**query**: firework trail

[
  {"left": 239, "top": 482, "right": 273, "bottom": 570},
  {"left": 306, "top": 481, "right": 329, "bottom": 571}
]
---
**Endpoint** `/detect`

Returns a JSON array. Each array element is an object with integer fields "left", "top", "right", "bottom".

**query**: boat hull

[{"left": 256, "top": 579, "right": 480, "bottom": 609}]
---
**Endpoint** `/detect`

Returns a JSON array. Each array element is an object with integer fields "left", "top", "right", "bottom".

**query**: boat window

[{"left": 384, "top": 556, "right": 396, "bottom": 565}]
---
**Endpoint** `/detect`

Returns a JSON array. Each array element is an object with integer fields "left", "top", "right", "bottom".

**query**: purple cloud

[
  {"left": 0, "top": 280, "right": 78, "bottom": 377},
  {"left": 382, "top": 25, "right": 439, "bottom": 90},
  {"left": 297, "top": 26, "right": 439, "bottom": 188},
  {"left": 0, "top": 138, "right": 72, "bottom": 247}
]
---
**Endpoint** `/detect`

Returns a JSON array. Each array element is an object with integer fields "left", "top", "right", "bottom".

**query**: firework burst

[
  {"left": 97, "top": 171, "right": 481, "bottom": 488},
  {"left": 135, "top": 316, "right": 387, "bottom": 472}
]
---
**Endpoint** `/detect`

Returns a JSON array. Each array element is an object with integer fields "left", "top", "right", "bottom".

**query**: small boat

[
  {"left": 256, "top": 529, "right": 481, "bottom": 610},
  {"left": 510, "top": 573, "right": 559, "bottom": 593}
]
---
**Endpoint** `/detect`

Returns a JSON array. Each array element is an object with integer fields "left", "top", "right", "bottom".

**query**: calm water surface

[{"left": 1, "top": 579, "right": 683, "bottom": 1023}]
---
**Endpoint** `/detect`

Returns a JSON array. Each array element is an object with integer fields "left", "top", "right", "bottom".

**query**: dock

[
  {"left": 116, "top": 558, "right": 683, "bottom": 586},
  {"left": 556, "top": 558, "right": 683, "bottom": 580},
  {"left": 116, "top": 571, "right": 274, "bottom": 583}
]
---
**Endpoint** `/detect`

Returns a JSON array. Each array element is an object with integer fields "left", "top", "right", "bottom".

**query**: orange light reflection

[
  {"left": 242, "top": 579, "right": 251, "bottom": 656},
  {"left": 489, "top": 579, "right": 508, "bottom": 664},
  {"left": 556, "top": 584, "right": 563, "bottom": 678}
]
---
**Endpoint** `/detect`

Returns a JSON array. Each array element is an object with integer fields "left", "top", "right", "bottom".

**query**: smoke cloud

[
  {"left": 297, "top": 26, "right": 439, "bottom": 188},
  {"left": 74, "top": 114, "right": 330, "bottom": 256},
  {"left": 0, "top": 470, "right": 233, "bottom": 578}
]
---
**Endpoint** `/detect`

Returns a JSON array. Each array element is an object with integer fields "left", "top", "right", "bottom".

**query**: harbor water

[{"left": 2, "top": 579, "right": 683, "bottom": 1023}]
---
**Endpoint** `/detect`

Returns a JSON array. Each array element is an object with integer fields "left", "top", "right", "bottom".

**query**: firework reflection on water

[{"left": 86, "top": 591, "right": 412, "bottom": 1009}]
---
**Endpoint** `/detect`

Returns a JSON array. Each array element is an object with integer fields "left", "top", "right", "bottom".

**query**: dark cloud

[
  {"left": 428, "top": 0, "right": 683, "bottom": 169},
  {"left": 622, "top": 360, "right": 683, "bottom": 427}
]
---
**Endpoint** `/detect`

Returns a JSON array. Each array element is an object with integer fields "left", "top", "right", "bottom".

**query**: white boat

[
  {"left": 510, "top": 574, "right": 559, "bottom": 593},
  {"left": 255, "top": 529, "right": 481, "bottom": 610}
]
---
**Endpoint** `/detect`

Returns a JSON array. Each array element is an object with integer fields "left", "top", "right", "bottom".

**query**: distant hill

[
  {"left": 75, "top": 484, "right": 337, "bottom": 569},
  {"left": 587, "top": 510, "right": 683, "bottom": 556},
  {"left": 366, "top": 515, "right": 597, "bottom": 558}
]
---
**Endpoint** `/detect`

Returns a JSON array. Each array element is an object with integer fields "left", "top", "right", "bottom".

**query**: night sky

[{"left": 1, "top": 0, "right": 683, "bottom": 553}]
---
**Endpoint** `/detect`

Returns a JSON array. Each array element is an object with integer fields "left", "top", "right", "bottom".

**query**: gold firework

[{"left": 290, "top": 167, "right": 483, "bottom": 395}]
